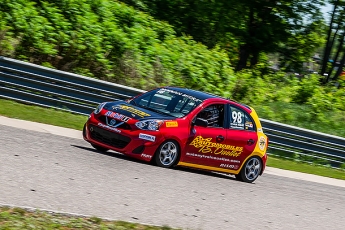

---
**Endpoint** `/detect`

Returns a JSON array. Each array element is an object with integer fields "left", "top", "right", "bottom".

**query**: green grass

[
  {"left": 0, "top": 207, "right": 177, "bottom": 230},
  {"left": 267, "top": 156, "right": 345, "bottom": 180},
  {"left": 0, "top": 99, "right": 87, "bottom": 130}
]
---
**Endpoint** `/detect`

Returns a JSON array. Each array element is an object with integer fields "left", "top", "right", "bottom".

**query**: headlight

[
  {"left": 135, "top": 119, "right": 164, "bottom": 131},
  {"left": 94, "top": 102, "right": 106, "bottom": 114}
]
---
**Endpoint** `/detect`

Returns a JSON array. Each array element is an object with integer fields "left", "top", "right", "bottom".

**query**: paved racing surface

[{"left": 1, "top": 119, "right": 345, "bottom": 229}]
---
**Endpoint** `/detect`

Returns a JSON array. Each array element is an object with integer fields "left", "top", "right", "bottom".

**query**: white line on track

[{"left": 1, "top": 115, "right": 345, "bottom": 188}]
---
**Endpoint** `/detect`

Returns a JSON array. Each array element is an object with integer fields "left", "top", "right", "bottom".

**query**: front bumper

[{"left": 83, "top": 114, "right": 164, "bottom": 160}]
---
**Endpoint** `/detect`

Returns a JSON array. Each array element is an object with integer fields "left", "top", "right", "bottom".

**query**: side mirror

[{"left": 194, "top": 118, "right": 208, "bottom": 127}]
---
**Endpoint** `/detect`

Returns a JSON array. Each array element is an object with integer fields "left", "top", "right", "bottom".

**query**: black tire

[
  {"left": 235, "top": 174, "right": 243, "bottom": 181},
  {"left": 154, "top": 140, "right": 180, "bottom": 168},
  {"left": 236, "top": 156, "right": 262, "bottom": 183},
  {"left": 83, "top": 124, "right": 87, "bottom": 138},
  {"left": 91, "top": 143, "right": 109, "bottom": 152}
]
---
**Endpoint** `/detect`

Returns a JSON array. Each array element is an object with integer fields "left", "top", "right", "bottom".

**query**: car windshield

[{"left": 130, "top": 88, "right": 203, "bottom": 118}]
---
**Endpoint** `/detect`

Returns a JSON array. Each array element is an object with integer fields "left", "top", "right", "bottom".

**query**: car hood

[{"left": 103, "top": 101, "right": 175, "bottom": 120}]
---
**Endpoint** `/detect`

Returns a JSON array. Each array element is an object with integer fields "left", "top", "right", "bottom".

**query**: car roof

[
  {"left": 164, "top": 86, "right": 219, "bottom": 100},
  {"left": 164, "top": 86, "right": 252, "bottom": 112}
]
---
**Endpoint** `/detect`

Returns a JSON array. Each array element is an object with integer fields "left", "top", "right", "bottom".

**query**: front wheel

[
  {"left": 236, "top": 156, "right": 262, "bottom": 183},
  {"left": 83, "top": 124, "right": 87, "bottom": 138},
  {"left": 154, "top": 140, "right": 180, "bottom": 168}
]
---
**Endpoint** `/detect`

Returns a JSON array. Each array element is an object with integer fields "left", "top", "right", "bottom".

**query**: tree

[
  {"left": 121, "top": 0, "right": 325, "bottom": 71},
  {"left": 277, "top": 20, "right": 325, "bottom": 73},
  {"left": 321, "top": 0, "right": 345, "bottom": 82}
]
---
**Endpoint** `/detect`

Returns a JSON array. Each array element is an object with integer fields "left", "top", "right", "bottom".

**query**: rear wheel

[
  {"left": 91, "top": 143, "right": 109, "bottom": 152},
  {"left": 236, "top": 156, "right": 262, "bottom": 183},
  {"left": 154, "top": 140, "right": 180, "bottom": 168}
]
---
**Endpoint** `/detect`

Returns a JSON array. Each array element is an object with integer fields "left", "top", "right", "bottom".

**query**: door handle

[
  {"left": 247, "top": 139, "right": 255, "bottom": 145},
  {"left": 216, "top": 135, "right": 225, "bottom": 143}
]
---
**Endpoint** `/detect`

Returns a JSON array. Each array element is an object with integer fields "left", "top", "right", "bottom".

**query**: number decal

[
  {"left": 232, "top": 111, "right": 237, "bottom": 123},
  {"left": 232, "top": 111, "right": 242, "bottom": 123},
  {"left": 231, "top": 110, "right": 244, "bottom": 129}
]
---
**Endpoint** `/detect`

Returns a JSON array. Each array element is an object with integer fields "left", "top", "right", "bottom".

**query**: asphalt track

[{"left": 1, "top": 116, "right": 345, "bottom": 230}]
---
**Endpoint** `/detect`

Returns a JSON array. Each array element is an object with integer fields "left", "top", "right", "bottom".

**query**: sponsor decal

[
  {"left": 112, "top": 105, "right": 150, "bottom": 117},
  {"left": 105, "top": 111, "right": 131, "bottom": 122},
  {"left": 257, "top": 128, "right": 263, "bottom": 132},
  {"left": 189, "top": 136, "right": 243, "bottom": 157},
  {"left": 141, "top": 153, "right": 152, "bottom": 159},
  {"left": 157, "top": 88, "right": 202, "bottom": 102},
  {"left": 245, "top": 121, "right": 253, "bottom": 129},
  {"left": 259, "top": 136, "right": 266, "bottom": 151},
  {"left": 220, "top": 164, "right": 239, "bottom": 169},
  {"left": 139, "top": 133, "right": 156, "bottom": 142},
  {"left": 166, "top": 121, "right": 178, "bottom": 127},
  {"left": 97, "top": 122, "right": 121, "bottom": 133},
  {"left": 186, "top": 152, "right": 241, "bottom": 163}
]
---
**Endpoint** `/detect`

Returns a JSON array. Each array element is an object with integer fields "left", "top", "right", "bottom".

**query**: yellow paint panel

[
  {"left": 177, "top": 162, "right": 240, "bottom": 174},
  {"left": 166, "top": 121, "right": 178, "bottom": 127},
  {"left": 249, "top": 107, "right": 267, "bottom": 158}
]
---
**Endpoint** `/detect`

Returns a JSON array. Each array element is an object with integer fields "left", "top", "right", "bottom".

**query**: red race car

[{"left": 83, "top": 87, "right": 268, "bottom": 183}]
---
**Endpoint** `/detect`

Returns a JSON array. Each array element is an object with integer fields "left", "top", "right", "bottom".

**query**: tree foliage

[
  {"left": 321, "top": 0, "right": 345, "bottom": 82},
  {"left": 0, "top": 0, "right": 236, "bottom": 95},
  {"left": 0, "top": 0, "right": 344, "bottom": 136},
  {"left": 122, "top": 0, "right": 325, "bottom": 71}
]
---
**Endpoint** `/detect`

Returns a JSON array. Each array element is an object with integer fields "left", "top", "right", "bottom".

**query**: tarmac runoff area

[{"left": 1, "top": 115, "right": 345, "bottom": 189}]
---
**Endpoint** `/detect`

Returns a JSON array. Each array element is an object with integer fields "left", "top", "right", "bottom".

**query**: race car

[{"left": 83, "top": 87, "right": 268, "bottom": 183}]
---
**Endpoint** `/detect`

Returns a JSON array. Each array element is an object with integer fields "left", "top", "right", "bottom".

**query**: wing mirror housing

[{"left": 194, "top": 118, "right": 208, "bottom": 127}]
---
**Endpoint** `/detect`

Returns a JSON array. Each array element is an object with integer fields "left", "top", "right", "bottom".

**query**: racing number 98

[{"left": 232, "top": 111, "right": 242, "bottom": 123}]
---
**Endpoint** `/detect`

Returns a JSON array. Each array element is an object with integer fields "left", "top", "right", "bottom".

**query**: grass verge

[
  {"left": 267, "top": 156, "right": 345, "bottom": 180},
  {"left": 0, "top": 99, "right": 87, "bottom": 130},
  {"left": 0, "top": 207, "right": 177, "bottom": 230},
  {"left": 1, "top": 98, "right": 345, "bottom": 180}
]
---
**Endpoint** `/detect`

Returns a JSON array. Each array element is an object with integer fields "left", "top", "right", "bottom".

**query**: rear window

[{"left": 229, "top": 105, "right": 255, "bottom": 131}]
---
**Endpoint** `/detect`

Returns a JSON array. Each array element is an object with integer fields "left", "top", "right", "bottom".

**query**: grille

[
  {"left": 89, "top": 125, "right": 131, "bottom": 149},
  {"left": 98, "top": 115, "right": 131, "bottom": 130}
]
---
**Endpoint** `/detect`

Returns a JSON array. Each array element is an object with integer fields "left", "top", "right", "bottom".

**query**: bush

[{"left": 292, "top": 74, "right": 320, "bottom": 104}]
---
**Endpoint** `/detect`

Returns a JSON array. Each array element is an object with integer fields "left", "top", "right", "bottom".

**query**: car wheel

[
  {"left": 91, "top": 143, "right": 109, "bottom": 152},
  {"left": 154, "top": 140, "right": 179, "bottom": 168},
  {"left": 237, "top": 156, "right": 262, "bottom": 183},
  {"left": 234, "top": 174, "right": 242, "bottom": 181},
  {"left": 83, "top": 124, "right": 87, "bottom": 138}
]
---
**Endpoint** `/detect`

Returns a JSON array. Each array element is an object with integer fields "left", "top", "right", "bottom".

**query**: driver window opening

[{"left": 196, "top": 104, "right": 225, "bottom": 128}]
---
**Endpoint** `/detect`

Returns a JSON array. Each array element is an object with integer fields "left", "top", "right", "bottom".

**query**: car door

[
  {"left": 218, "top": 104, "right": 258, "bottom": 170},
  {"left": 184, "top": 103, "right": 228, "bottom": 166}
]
